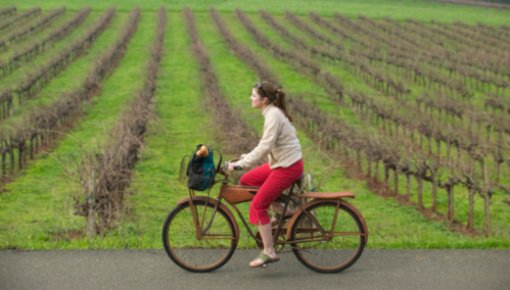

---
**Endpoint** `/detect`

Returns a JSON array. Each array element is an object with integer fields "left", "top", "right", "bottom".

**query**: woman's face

[{"left": 250, "top": 88, "right": 267, "bottom": 109}]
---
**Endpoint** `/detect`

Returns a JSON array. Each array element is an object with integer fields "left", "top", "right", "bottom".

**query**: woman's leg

[
  {"left": 239, "top": 163, "right": 271, "bottom": 187},
  {"left": 249, "top": 160, "right": 304, "bottom": 225},
  {"left": 241, "top": 164, "right": 288, "bottom": 219},
  {"left": 239, "top": 163, "right": 279, "bottom": 266},
  {"left": 249, "top": 160, "right": 304, "bottom": 267},
  {"left": 249, "top": 222, "right": 276, "bottom": 267}
]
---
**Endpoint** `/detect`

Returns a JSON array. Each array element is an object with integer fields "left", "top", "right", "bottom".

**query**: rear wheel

[
  {"left": 290, "top": 201, "right": 366, "bottom": 273},
  {"left": 162, "top": 200, "right": 237, "bottom": 272}
]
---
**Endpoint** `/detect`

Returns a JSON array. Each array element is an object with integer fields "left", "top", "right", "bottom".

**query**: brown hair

[{"left": 254, "top": 81, "right": 293, "bottom": 122}]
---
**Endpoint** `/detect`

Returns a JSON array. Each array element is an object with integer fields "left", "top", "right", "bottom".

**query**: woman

[{"left": 228, "top": 81, "right": 303, "bottom": 268}]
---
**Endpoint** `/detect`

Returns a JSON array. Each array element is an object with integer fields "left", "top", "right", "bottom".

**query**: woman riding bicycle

[{"left": 228, "top": 81, "right": 304, "bottom": 268}]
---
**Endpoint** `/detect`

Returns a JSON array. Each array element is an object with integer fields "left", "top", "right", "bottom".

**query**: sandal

[{"left": 249, "top": 251, "right": 280, "bottom": 268}]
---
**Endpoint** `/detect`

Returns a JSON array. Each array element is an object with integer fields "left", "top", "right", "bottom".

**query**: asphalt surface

[{"left": 1, "top": 249, "right": 509, "bottom": 290}]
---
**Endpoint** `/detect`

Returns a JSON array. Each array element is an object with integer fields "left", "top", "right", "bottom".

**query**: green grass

[
  {"left": 0, "top": 11, "right": 121, "bottom": 130},
  {"left": 240, "top": 11, "right": 510, "bottom": 237},
  {"left": 0, "top": 10, "right": 102, "bottom": 97},
  {"left": 0, "top": 2, "right": 508, "bottom": 250},
  {"left": 1, "top": 0, "right": 510, "bottom": 25},
  {"left": 0, "top": 9, "right": 86, "bottom": 61},
  {"left": 84, "top": 9, "right": 493, "bottom": 249},
  {"left": 0, "top": 12, "right": 155, "bottom": 249},
  {"left": 0, "top": 9, "right": 66, "bottom": 55},
  {"left": 77, "top": 10, "right": 218, "bottom": 248},
  {"left": 199, "top": 11, "right": 509, "bottom": 248}
]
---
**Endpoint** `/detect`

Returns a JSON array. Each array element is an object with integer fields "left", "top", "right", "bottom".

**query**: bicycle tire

[
  {"left": 290, "top": 200, "right": 366, "bottom": 273},
  {"left": 162, "top": 200, "right": 238, "bottom": 272}
]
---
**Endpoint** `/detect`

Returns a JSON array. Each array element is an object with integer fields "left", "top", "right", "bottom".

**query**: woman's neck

[{"left": 260, "top": 103, "right": 270, "bottom": 112}]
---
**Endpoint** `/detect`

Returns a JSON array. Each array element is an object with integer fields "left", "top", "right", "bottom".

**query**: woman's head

[{"left": 251, "top": 81, "right": 293, "bottom": 122}]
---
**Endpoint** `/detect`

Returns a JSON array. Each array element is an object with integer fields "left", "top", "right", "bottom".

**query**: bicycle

[{"left": 162, "top": 160, "right": 368, "bottom": 273}]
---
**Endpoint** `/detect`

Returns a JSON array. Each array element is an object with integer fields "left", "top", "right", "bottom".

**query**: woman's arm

[{"left": 236, "top": 111, "right": 281, "bottom": 169}]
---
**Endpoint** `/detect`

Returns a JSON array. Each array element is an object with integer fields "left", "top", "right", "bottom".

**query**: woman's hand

[
  {"left": 227, "top": 160, "right": 244, "bottom": 171},
  {"left": 227, "top": 161, "right": 238, "bottom": 172}
]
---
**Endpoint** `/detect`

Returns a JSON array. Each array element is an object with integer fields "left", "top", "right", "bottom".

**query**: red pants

[{"left": 240, "top": 160, "right": 304, "bottom": 225}]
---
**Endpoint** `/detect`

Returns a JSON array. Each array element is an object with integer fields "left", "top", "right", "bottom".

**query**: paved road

[{"left": 1, "top": 249, "right": 509, "bottom": 290}]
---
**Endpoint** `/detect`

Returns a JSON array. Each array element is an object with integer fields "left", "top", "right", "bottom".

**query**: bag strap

[
  {"left": 215, "top": 150, "right": 223, "bottom": 173},
  {"left": 180, "top": 155, "right": 190, "bottom": 180}
]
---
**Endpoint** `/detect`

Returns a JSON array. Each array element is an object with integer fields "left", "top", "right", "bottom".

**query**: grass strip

[
  {"left": 0, "top": 10, "right": 154, "bottom": 249},
  {"left": 212, "top": 11, "right": 509, "bottom": 247}
]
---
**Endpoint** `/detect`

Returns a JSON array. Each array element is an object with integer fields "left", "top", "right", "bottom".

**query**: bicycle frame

[
  {"left": 167, "top": 162, "right": 369, "bottom": 273},
  {"left": 181, "top": 171, "right": 361, "bottom": 249}
]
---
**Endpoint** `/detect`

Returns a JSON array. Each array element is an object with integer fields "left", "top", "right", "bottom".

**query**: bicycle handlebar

[
  {"left": 227, "top": 160, "right": 243, "bottom": 170},
  {"left": 219, "top": 160, "right": 243, "bottom": 176}
]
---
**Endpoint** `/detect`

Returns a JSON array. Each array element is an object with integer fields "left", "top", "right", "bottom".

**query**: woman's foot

[{"left": 249, "top": 251, "right": 280, "bottom": 268}]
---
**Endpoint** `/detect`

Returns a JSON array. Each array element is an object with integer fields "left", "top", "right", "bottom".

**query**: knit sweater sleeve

[{"left": 236, "top": 110, "right": 280, "bottom": 169}]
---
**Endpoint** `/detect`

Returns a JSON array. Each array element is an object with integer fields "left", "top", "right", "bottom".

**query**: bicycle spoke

[
  {"left": 291, "top": 201, "right": 366, "bottom": 273},
  {"left": 163, "top": 201, "right": 237, "bottom": 272}
]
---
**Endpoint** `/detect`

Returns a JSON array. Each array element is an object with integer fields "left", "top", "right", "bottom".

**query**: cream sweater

[{"left": 237, "top": 104, "right": 302, "bottom": 169}]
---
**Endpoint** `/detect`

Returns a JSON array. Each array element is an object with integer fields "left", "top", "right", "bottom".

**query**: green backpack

[{"left": 186, "top": 144, "right": 220, "bottom": 191}]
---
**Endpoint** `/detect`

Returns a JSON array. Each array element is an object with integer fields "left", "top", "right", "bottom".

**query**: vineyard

[{"left": 0, "top": 2, "right": 509, "bottom": 249}]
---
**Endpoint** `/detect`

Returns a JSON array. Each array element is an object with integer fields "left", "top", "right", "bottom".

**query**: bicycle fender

[
  {"left": 285, "top": 199, "right": 368, "bottom": 244},
  {"left": 177, "top": 196, "right": 240, "bottom": 242}
]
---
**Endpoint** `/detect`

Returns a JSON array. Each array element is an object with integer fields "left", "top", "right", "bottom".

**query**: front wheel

[
  {"left": 162, "top": 200, "right": 238, "bottom": 272},
  {"left": 290, "top": 200, "right": 367, "bottom": 273}
]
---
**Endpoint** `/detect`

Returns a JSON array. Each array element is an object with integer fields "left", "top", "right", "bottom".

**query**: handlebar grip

[{"left": 223, "top": 161, "right": 243, "bottom": 172}]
